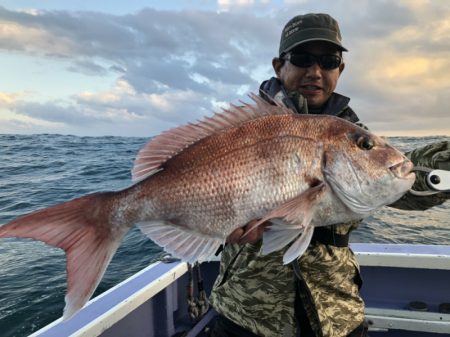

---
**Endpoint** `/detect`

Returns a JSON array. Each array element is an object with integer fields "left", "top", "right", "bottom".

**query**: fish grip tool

[{"left": 409, "top": 166, "right": 450, "bottom": 196}]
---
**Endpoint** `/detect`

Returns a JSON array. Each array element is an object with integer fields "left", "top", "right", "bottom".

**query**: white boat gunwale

[{"left": 30, "top": 260, "right": 188, "bottom": 337}]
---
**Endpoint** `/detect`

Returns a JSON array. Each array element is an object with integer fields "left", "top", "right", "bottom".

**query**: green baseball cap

[{"left": 279, "top": 13, "right": 347, "bottom": 56}]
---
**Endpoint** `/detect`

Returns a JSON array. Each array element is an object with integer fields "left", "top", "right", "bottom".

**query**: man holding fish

[
  {"left": 209, "top": 13, "right": 450, "bottom": 337},
  {"left": 1, "top": 11, "right": 449, "bottom": 337}
]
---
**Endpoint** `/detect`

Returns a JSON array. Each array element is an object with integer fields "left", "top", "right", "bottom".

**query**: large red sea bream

[{"left": 0, "top": 95, "right": 415, "bottom": 319}]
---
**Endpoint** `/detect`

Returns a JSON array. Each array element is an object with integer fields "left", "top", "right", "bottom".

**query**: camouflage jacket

[{"left": 210, "top": 79, "right": 450, "bottom": 337}]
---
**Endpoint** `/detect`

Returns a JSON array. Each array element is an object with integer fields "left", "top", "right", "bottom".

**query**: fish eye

[{"left": 356, "top": 136, "right": 374, "bottom": 150}]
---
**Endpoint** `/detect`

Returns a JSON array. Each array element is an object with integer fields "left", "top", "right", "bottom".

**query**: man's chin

[{"left": 305, "top": 98, "right": 325, "bottom": 109}]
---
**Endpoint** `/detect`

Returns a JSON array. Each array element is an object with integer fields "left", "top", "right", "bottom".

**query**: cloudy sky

[{"left": 1, "top": 0, "right": 449, "bottom": 137}]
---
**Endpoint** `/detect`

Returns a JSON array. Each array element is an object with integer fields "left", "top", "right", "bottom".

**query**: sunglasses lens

[
  {"left": 319, "top": 55, "right": 341, "bottom": 70},
  {"left": 287, "top": 53, "right": 341, "bottom": 70},
  {"left": 289, "top": 54, "right": 316, "bottom": 68}
]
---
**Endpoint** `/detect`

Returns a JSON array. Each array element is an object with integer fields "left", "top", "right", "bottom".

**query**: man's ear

[
  {"left": 272, "top": 57, "right": 284, "bottom": 77},
  {"left": 339, "top": 62, "right": 345, "bottom": 75}
]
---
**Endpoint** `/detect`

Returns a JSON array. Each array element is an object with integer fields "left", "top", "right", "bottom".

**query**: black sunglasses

[{"left": 283, "top": 53, "right": 342, "bottom": 70}]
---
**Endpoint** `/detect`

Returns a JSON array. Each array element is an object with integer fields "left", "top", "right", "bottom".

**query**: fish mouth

[{"left": 389, "top": 160, "right": 415, "bottom": 180}]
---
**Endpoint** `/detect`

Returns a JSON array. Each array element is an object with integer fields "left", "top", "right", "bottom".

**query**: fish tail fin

[{"left": 0, "top": 191, "right": 128, "bottom": 319}]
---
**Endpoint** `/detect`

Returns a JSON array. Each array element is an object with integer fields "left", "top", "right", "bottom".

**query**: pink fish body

[{"left": 0, "top": 95, "right": 415, "bottom": 319}]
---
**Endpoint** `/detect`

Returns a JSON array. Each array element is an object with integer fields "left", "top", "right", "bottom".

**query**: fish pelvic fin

[
  {"left": 0, "top": 192, "right": 127, "bottom": 320},
  {"left": 137, "top": 221, "right": 223, "bottom": 263},
  {"left": 252, "top": 182, "right": 326, "bottom": 263}
]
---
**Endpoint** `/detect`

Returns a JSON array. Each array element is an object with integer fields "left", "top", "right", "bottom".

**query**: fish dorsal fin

[{"left": 131, "top": 93, "right": 293, "bottom": 182}]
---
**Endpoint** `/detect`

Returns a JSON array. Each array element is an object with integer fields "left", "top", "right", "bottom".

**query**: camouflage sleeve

[{"left": 390, "top": 140, "right": 450, "bottom": 210}]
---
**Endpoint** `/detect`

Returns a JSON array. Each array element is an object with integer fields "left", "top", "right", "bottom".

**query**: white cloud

[
  {"left": 218, "top": 0, "right": 255, "bottom": 12},
  {"left": 0, "top": 91, "right": 66, "bottom": 134},
  {"left": 0, "top": 21, "right": 76, "bottom": 56},
  {"left": 0, "top": 2, "right": 450, "bottom": 136}
]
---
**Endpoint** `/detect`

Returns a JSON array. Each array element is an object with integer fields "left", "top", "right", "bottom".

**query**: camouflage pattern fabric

[
  {"left": 209, "top": 223, "right": 363, "bottom": 337},
  {"left": 210, "top": 92, "right": 366, "bottom": 337},
  {"left": 295, "top": 224, "right": 364, "bottom": 337},
  {"left": 210, "top": 241, "right": 297, "bottom": 337}
]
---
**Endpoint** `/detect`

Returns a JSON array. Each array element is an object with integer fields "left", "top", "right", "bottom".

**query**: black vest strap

[{"left": 311, "top": 227, "right": 349, "bottom": 247}]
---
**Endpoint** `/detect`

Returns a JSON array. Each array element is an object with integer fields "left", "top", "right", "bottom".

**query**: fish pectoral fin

[
  {"left": 261, "top": 219, "right": 303, "bottom": 255},
  {"left": 282, "top": 225, "right": 314, "bottom": 264},
  {"left": 137, "top": 221, "right": 223, "bottom": 263},
  {"left": 259, "top": 182, "right": 326, "bottom": 258}
]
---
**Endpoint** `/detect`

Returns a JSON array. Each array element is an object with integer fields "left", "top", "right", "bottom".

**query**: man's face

[{"left": 273, "top": 41, "right": 345, "bottom": 108}]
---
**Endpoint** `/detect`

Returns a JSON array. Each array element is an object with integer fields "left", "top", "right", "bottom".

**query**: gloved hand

[
  {"left": 407, "top": 140, "right": 450, "bottom": 171},
  {"left": 427, "top": 141, "right": 450, "bottom": 170}
]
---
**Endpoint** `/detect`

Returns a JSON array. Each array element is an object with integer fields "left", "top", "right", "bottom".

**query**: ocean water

[{"left": 0, "top": 134, "right": 449, "bottom": 337}]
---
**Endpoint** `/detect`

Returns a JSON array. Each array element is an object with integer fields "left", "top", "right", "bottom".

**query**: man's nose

[{"left": 305, "top": 62, "right": 322, "bottom": 78}]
